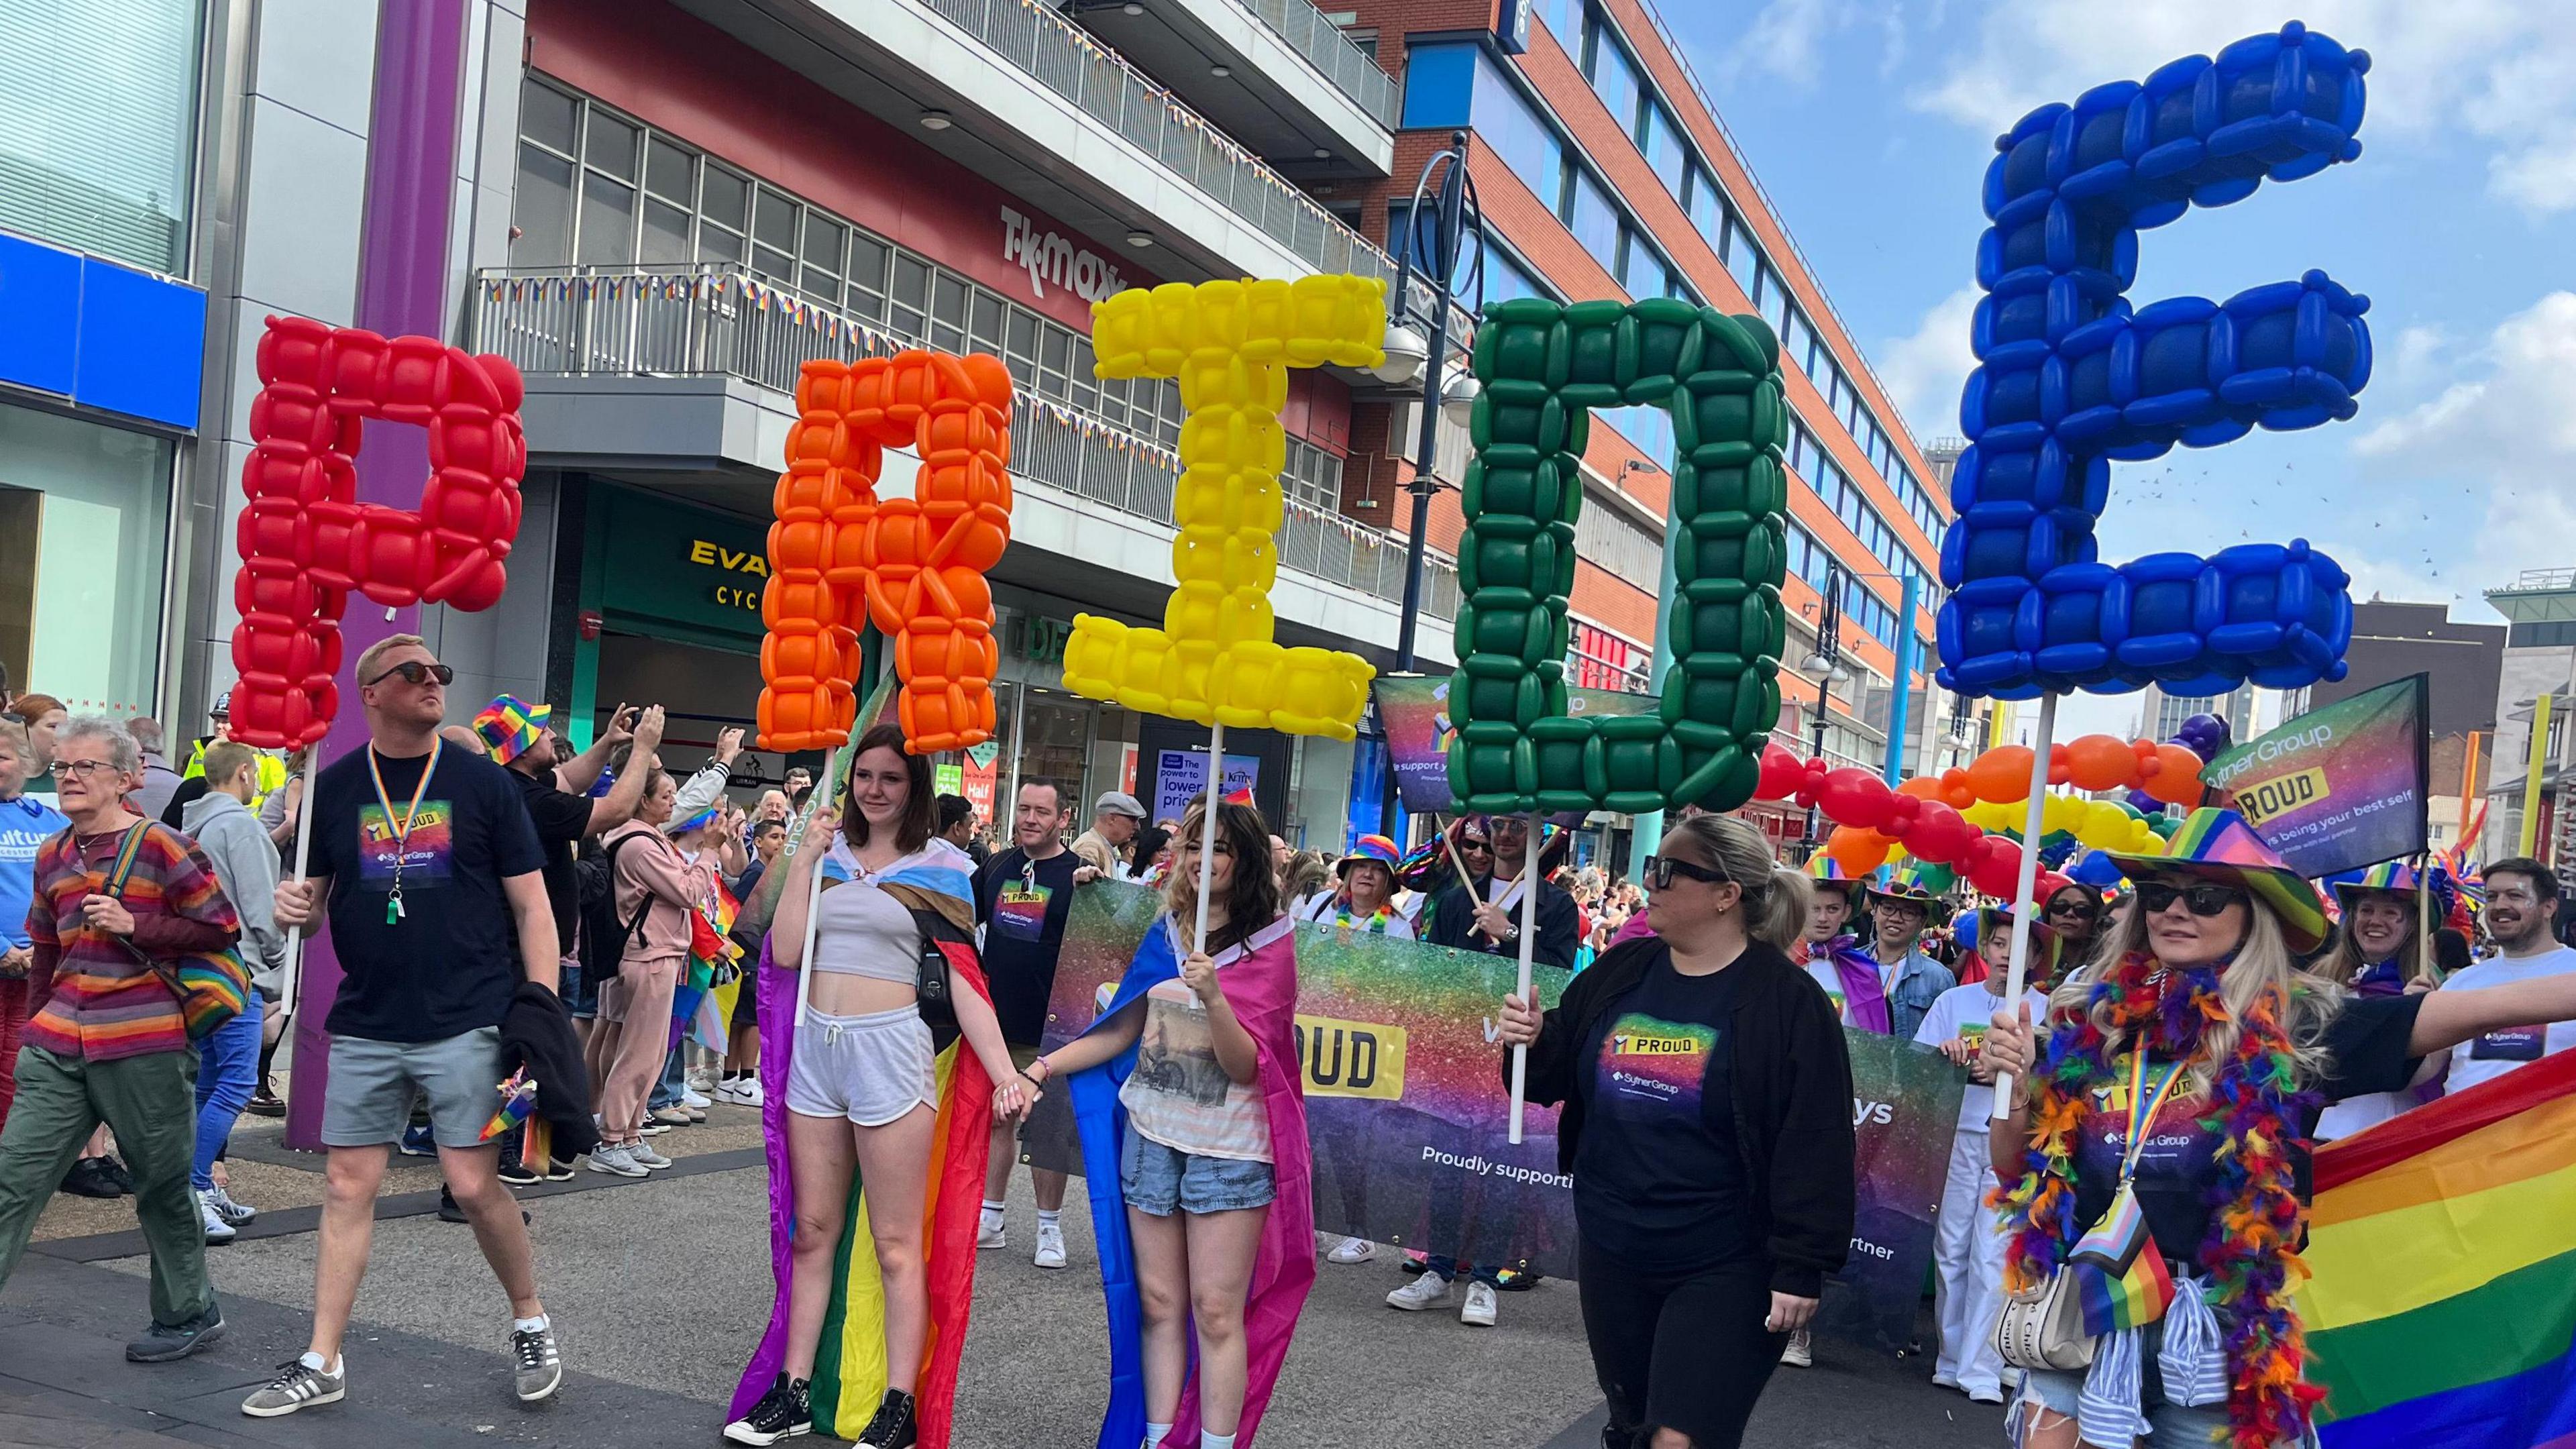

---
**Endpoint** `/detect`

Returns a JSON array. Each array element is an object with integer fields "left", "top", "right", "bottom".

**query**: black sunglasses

[
  {"left": 2134, "top": 881, "right": 2245, "bottom": 918},
  {"left": 2046, "top": 898, "right": 2100, "bottom": 918},
  {"left": 1643, "top": 854, "right": 1731, "bottom": 891},
  {"left": 365, "top": 660, "right": 454, "bottom": 688},
  {"left": 1458, "top": 838, "right": 1493, "bottom": 853}
]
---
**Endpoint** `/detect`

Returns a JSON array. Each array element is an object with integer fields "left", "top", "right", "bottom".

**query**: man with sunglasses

[
  {"left": 2434, "top": 856, "right": 2576, "bottom": 1095},
  {"left": 250, "top": 636, "right": 564, "bottom": 1417},
  {"left": 1409, "top": 812, "right": 1578, "bottom": 1326}
]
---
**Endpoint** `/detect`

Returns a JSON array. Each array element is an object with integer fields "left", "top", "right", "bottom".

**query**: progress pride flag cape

[
  {"left": 1069, "top": 914, "right": 1313, "bottom": 1449},
  {"left": 730, "top": 846, "right": 996, "bottom": 1448}
]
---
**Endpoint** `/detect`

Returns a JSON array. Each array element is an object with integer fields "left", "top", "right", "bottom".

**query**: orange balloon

[
  {"left": 1896, "top": 775, "right": 1944, "bottom": 801},
  {"left": 1966, "top": 745, "right": 2036, "bottom": 804},
  {"left": 1827, "top": 825, "right": 1891, "bottom": 876},
  {"left": 2063, "top": 733, "right": 2136, "bottom": 792},
  {"left": 2143, "top": 743, "right": 2209, "bottom": 806}
]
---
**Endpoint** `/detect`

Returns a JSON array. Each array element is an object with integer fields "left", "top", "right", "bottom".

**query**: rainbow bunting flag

[
  {"left": 2068, "top": 1186, "right": 2177, "bottom": 1338},
  {"left": 2302, "top": 1045, "right": 2576, "bottom": 1447}
]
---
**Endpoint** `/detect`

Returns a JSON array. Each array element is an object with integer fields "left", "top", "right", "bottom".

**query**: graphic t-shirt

[
  {"left": 1913, "top": 981, "right": 2051, "bottom": 1129},
  {"left": 0, "top": 792, "right": 70, "bottom": 951},
  {"left": 1120, "top": 966, "right": 1273, "bottom": 1163},
  {"left": 2440, "top": 945, "right": 2576, "bottom": 1095},
  {"left": 309, "top": 745, "right": 545, "bottom": 1042},
  {"left": 2068, "top": 993, "right": 2422, "bottom": 1261},
  {"left": 1572, "top": 953, "right": 1750, "bottom": 1273},
  {"left": 510, "top": 767, "right": 595, "bottom": 955},
  {"left": 975, "top": 846, "right": 1081, "bottom": 1046},
  {"left": 1804, "top": 959, "right": 1849, "bottom": 1022}
]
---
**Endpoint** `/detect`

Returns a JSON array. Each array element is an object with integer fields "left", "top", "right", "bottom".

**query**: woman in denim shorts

[{"left": 1020, "top": 799, "right": 1289, "bottom": 1449}]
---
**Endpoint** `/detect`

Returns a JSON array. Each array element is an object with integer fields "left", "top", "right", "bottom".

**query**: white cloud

[
  {"left": 1909, "top": 1, "right": 2576, "bottom": 215},
  {"left": 1874, "top": 286, "right": 1980, "bottom": 441},
  {"left": 1729, "top": 0, "right": 1847, "bottom": 82}
]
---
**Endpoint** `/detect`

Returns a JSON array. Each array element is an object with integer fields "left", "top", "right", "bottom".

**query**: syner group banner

[
  {"left": 1021, "top": 883, "right": 1964, "bottom": 1353},
  {"left": 2200, "top": 673, "right": 2430, "bottom": 879}
]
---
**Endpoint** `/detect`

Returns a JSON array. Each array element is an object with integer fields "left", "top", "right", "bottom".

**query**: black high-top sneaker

[
  {"left": 856, "top": 1387, "right": 918, "bottom": 1448},
  {"left": 721, "top": 1373, "right": 811, "bottom": 1445}
]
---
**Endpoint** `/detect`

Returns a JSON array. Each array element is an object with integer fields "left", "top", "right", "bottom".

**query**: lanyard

[
  {"left": 2118, "top": 1049, "right": 2189, "bottom": 1183},
  {"left": 366, "top": 739, "right": 443, "bottom": 926}
]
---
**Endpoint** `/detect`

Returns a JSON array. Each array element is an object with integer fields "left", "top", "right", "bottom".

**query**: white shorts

[{"left": 784, "top": 1004, "right": 936, "bottom": 1127}]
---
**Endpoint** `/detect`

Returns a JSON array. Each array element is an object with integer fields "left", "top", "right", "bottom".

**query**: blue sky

[{"left": 1662, "top": 1, "right": 2576, "bottom": 735}]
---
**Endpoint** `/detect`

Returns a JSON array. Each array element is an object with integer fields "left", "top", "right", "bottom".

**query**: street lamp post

[
  {"left": 1379, "top": 129, "right": 1483, "bottom": 836},
  {"left": 1799, "top": 559, "right": 1848, "bottom": 859}
]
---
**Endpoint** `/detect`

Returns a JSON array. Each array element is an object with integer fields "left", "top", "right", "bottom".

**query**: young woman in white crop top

[{"left": 736, "top": 726, "right": 1023, "bottom": 1449}]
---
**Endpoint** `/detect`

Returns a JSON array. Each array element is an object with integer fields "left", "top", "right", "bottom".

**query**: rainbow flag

[
  {"left": 670, "top": 878, "right": 745, "bottom": 1055},
  {"left": 2068, "top": 1185, "right": 2177, "bottom": 1337},
  {"left": 2302, "top": 1045, "right": 2576, "bottom": 1447}
]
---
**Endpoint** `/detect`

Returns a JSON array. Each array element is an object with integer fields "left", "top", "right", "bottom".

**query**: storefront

[{"left": 0, "top": 403, "right": 178, "bottom": 718}]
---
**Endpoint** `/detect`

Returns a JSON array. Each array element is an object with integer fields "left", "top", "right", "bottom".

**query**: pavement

[{"left": 4, "top": 1104, "right": 2009, "bottom": 1448}]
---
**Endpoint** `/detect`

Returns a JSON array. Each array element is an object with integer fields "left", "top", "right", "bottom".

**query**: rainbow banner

[
  {"left": 1023, "top": 883, "right": 1962, "bottom": 1352},
  {"left": 2200, "top": 673, "right": 2428, "bottom": 879},
  {"left": 1373, "top": 674, "right": 1652, "bottom": 815},
  {"left": 2301, "top": 1045, "right": 2576, "bottom": 1447}
]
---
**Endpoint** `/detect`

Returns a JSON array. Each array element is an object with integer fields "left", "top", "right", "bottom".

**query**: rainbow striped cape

[
  {"left": 2302, "top": 1044, "right": 2576, "bottom": 1447},
  {"left": 1068, "top": 914, "right": 1313, "bottom": 1448},
  {"left": 729, "top": 843, "right": 996, "bottom": 1448}
]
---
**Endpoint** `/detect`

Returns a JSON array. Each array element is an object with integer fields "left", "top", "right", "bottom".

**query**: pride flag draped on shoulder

[
  {"left": 1068, "top": 914, "right": 1313, "bottom": 1449},
  {"left": 729, "top": 851, "right": 998, "bottom": 1448},
  {"left": 2302, "top": 1045, "right": 2576, "bottom": 1447}
]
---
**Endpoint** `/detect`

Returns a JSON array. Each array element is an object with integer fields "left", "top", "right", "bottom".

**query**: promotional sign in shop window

[{"left": 598, "top": 489, "right": 769, "bottom": 641}]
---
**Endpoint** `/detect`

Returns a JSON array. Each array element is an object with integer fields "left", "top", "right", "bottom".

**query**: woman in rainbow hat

[
  {"left": 1292, "top": 835, "right": 1413, "bottom": 943},
  {"left": 1981, "top": 808, "right": 2576, "bottom": 1449},
  {"left": 2312, "top": 861, "right": 2449, "bottom": 1142}
]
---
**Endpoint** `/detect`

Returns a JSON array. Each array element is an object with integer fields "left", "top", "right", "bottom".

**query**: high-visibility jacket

[{"left": 182, "top": 737, "right": 288, "bottom": 809}]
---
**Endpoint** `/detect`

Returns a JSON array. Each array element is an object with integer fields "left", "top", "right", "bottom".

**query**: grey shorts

[
  {"left": 784, "top": 1005, "right": 936, "bottom": 1127},
  {"left": 321, "top": 1027, "right": 507, "bottom": 1150},
  {"left": 1120, "top": 1126, "right": 1274, "bottom": 1217}
]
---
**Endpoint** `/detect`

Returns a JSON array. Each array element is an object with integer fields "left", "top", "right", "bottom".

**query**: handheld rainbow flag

[
  {"left": 671, "top": 877, "right": 745, "bottom": 1055},
  {"left": 2301, "top": 1044, "right": 2576, "bottom": 1447}
]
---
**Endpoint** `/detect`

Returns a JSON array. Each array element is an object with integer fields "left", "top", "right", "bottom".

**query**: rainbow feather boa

[{"left": 1989, "top": 951, "right": 2323, "bottom": 1449}]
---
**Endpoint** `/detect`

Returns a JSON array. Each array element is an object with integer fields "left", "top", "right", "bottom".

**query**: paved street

[{"left": 2, "top": 1104, "right": 2005, "bottom": 1448}]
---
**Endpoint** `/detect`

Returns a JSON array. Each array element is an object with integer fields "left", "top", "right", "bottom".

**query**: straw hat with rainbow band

[
  {"left": 2102, "top": 807, "right": 2330, "bottom": 955},
  {"left": 1866, "top": 867, "right": 1949, "bottom": 923},
  {"left": 1803, "top": 855, "right": 1868, "bottom": 901},
  {"left": 1337, "top": 834, "right": 1402, "bottom": 880},
  {"left": 470, "top": 694, "right": 552, "bottom": 766}
]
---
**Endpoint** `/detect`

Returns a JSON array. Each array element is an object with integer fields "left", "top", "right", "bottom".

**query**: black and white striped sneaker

[{"left": 241, "top": 1356, "right": 345, "bottom": 1417}]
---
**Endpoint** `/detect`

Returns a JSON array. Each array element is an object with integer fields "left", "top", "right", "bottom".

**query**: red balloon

[
  {"left": 1964, "top": 835, "right": 2024, "bottom": 898},
  {"left": 1756, "top": 742, "right": 1806, "bottom": 801},
  {"left": 1815, "top": 767, "right": 1894, "bottom": 830},
  {"left": 1906, "top": 801, "right": 1976, "bottom": 864}
]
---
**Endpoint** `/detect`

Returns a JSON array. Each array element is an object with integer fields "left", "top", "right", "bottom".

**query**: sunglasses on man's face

[
  {"left": 365, "top": 660, "right": 454, "bottom": 688},
  {"left": 1643, "top": 854, "right": 1731, "bottom": 891},
  {"left": 2134, "top": 881, "right": 2245, "bottom": 918}
]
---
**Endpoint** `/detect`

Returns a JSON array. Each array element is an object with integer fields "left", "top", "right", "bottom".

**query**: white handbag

[{"left": 1992, "top": 1265, "right": 2095, "bottom": 1371}]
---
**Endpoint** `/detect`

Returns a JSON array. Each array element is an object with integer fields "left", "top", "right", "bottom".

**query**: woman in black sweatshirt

[{"left": 1497, "top": 812, "right": 1856, "bottom": 1449}]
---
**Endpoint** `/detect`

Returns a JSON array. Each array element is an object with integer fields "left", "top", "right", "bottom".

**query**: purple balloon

[{"left": 2176, "top": 712, "right": 2231, "bottom": 762}]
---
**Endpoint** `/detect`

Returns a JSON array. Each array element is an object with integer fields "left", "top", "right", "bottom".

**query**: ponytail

[
  {"left": 1666, "top": 813, "right": 1809, "bottom": 955},
  {"left": 1754, "top": 867, "right": 1813, "bottom": 955}
]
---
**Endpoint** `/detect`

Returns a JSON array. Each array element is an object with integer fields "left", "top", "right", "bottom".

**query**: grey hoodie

[{"left": 182, "top": 790, "right": 288, "bottom": 991}]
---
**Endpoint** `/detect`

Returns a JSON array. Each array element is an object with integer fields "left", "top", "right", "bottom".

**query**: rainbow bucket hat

[
  {"left": 1338, "top": 834, "right": 1402, "bottom": 877},
  {"left": 2103, "top": 807, "right": 2329, "bottom": 953},
  {"left": 470, "top": 694, "right": 553, "bottom": 765}
]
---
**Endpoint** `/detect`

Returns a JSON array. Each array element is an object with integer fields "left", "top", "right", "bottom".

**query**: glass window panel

[
  {"left": 847, "top": 233, "right": 889, "bottom": 294},
  {"left": 645, "top": 137, "right": 693, "bottom": 202},
  {"left": 802, "top": 213, "right": 847, "bottom": 276},
  {"left": 1006, "top": 308, "right": 1039, "bottom": 368},
  {"left": 1781, "top": 310, "right": 1812, "bottom": 377},
  {"left": 700, "top": 165, "right": 749, "bottom": 230},
  {"left": 1468, "top": 56, "right": 1560, "bottom": 214},
  {"left": 931, "top": 272, "right": 968, "bottom": 328},
  {"left": 969, "top": 288, "right": 1004, "bottom": 353},
  {"left": 576, "top": 176, "right": 637, "bottom": 264},
  {"left": 1619, "top": 231, "right": 1665, "bottom": 301},
  {"left": 1039, "top": 325, "right": 1070, "bottom": 378},
  {"left": 1644, "top": 103, "right": 1686, "bottom": 193},
  {"left": 751, "top": 244, "right": 792, "bottom": 281},
  {"left": 696, "top": 225, "right": 742, "bottom": 264},
  {"left": 1685, "top": 166, "right": 1724, "bottom": 249},
  {"left": 753, "top": 190, "right": 798, "bottom": 254},
  {"left": 521, "top": 81, "right": 578, "bottom": 156},
  {"left": 1725, "top": 219, "right": 1759, "bottom": 294},
  {"left": 509, "top": 144, "right": 573, "bottom": 267},
  {"left": 584, "top": 113, "right": 638, "bottom": 181},
  {"left": 1567, "top": 170, "right": 1619, "bottom": 274},
  {"left": 1588, "top": 29, "right": 1640, "bottom": 134},
  {"left": 640, "top": 198, "right": 690, "bottom": 264}
]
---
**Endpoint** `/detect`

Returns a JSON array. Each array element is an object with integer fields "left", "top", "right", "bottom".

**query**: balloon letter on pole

[
  {"left": 757, "top": 350, "right": 1015, "bottom": 755},
  {"left": 1447, "top": 297, "right": 1789, "bottom": 814},
  {"left": 1937, "top": 23, "right": 2371, "bottom": 700},
  {"left": 227, "top": 315, "right": 529, "bottom": 749},
  {"left": 1060, "top": 277, "right": 1384, "bottom": 740}
]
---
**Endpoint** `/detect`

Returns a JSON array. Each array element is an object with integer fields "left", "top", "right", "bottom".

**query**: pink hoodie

[{"left": 604, "top": 819, "right": 710, "bottom": 967}]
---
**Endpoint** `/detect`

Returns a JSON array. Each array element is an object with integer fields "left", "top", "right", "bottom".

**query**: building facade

[{"left": 2481, "top": 570, "right": 2576, "bottom": 869}]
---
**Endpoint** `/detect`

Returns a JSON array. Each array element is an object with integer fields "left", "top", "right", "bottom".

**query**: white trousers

[{"left": 1932, "top": 1125, "right": 2009, "bottom": 1397}]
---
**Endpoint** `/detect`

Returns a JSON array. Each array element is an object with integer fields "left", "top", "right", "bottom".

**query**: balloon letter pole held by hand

[
  {"left": 1992, "top": 693, "right": 2056, "bottom": 1120},
  {"left": 278, "top": 753, "right": 321, "bottom": 1014},
  {"left": 1509, "top": 810, "right": 1541, "bottom": 1145}
]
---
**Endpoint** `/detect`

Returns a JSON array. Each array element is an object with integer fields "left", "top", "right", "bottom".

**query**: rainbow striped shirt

[{"left": 25, "top": 820, "right": 239, "bottom": 1061}]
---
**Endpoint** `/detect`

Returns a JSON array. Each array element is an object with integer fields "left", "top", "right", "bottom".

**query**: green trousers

[{"left": 0, "top": 1044, "right": 213, "bottom": 1326}]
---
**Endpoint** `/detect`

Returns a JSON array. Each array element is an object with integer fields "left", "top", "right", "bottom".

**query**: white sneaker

[
  {"left": 1327, "top": 1237, "right": 1377, "bottom": 1265},
  {"left": 205, "top": 1184, "right": 258, "bottom": 1226},
  {"left": 977, "top": 1216, "right": 1007, "bottom": 1250},
  {"left": 1385, "top": 1273, "right": 1452, "bottom": 1311},
  {"left": 680, "top": 1086, "right": 713, "bottom": 1110},
  {"left": 587, "top": 1144, "right": 648, "bottom": 1178},
  {"left": 628, "top": 1142, "right": 674, "bottom": 1170},
  {"left": 686, "top": 1067, "right": 719, "bottom": 1095},
  {"left": 717, "top": 1077, "right": 764, "bottom": 1105},
  {"left": 1034, "top": 1220, "right": 1068, "bottom": 1269},
  {"left": 1781, "top": 1329, "right": 1813, "bottom": 1367},
  {"left": 1460, "top": 1280, "right": 1498, "bottom": 1327},
  {"left": 198, "top": 1190, "right": 237, "bottom": 1244}
]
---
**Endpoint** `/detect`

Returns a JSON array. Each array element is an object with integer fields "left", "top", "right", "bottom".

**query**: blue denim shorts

[
  {"left": 561, "top": 955, "right": 598, "bottom": 1020},
  {"left": 1120, "top": 1126, "right": 1275, "bottom": 1217},
  {"left": 2019, "top": 1316, "right": 2233, "bottom": 1449}
]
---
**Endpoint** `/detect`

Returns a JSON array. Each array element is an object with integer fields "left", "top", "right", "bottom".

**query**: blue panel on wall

[
  {"left": 74, "top": 256, "right": 207, "bottom": 429},
  {"left": 1400, "top": 42, "right": 1477, "bottom": 130},
  {"left": 0, "top": 230, "right": 82, "bottom": 397}
]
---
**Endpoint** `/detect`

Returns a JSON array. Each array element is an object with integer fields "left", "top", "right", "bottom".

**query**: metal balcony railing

[
  {"left": 1232, "top": 0, "right": 1397, "bottom": 126},
  {"left": 912, "top": 0, "right": 1395, "bottom": 284},
  {"left": 469, "top": 264, "right": 1456, "bottom": 623}
]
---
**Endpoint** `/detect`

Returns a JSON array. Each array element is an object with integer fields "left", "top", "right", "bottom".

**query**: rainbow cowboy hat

[
  {"left": 1804, "top": 855, "right": 1868, "bottom": 898},
  {"left": 1868, "top": 868, "right": 1949, "bottom": 921},
  {"left": 2104, "top": 807, "right": 2330, "bottom": 954}
]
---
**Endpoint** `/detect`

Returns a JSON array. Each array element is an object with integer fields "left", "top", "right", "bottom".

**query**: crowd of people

[{"left": 3, "top": 660, "right": 2576, "bottom": 1449}]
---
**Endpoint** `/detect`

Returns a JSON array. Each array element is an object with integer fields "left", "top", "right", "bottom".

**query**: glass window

[
  {"left": 1619, "top": 229, "right": 1666, "bottom": 301},
  {"left": 1566, "top": 168, "right": 1619, "bottom": 274},
  {"left": 639, "top": 199, "right": 690, "bottom": 264},
  {"left": 700, "top": 165, "right": 750, "bottom": 232},
  {"left": 1685, "top": 166, "right": 1725, "bottom": 252},
  {"left": 522, "top": 80, "right": 578, "bottom": 157},
  {"left": 1760, "top": 266, "right": 1791, "bottom": 335},
  {"left": 510, "top": 144, "right": 574, "bottom": 267},
  {"left": 1725, "top": 219, "right": 1759, "bottom": 296},
  {"left": 576, "top": 175, "right": 636, "bottom": 265},
  {"left": 1642, "top": 102, "right": 1686, "bottom": 194},
  {"left": 889, "top": 252, "right": 930, "bottom": 337},
  {"left": 0, "top": 0, "right": 202, "bottom": 271},
  {"left": 584, "top": 112, "right": 638, "bottom": 182},
  {"left": 696, "top": 223, "right": 742, "bottom": 265},
  {"left": 1781, "top": 309, "right": 1813, "bottom": 379},
  {"left": 1586, "top": 25, "right": 1641, "bottom": 135},
  {"left": 1470, "top": 54, "right": 1560, "bottom": 210},
  {"left": 0, "top": 407, "right": 174, "bottom": 717},
  {"left": 645, "top": 138, "right": 693, "bottom": 203},
  {"left": 801, "top": 213, "right": 845, "bottom": 296}
]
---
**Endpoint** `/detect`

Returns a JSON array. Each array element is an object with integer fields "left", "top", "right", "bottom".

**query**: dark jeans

[{"left": 1578, "top": 1241, "right": 1782, "bottom": 1449}]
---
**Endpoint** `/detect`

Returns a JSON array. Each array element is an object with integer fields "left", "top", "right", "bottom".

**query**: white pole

[
  {"left": 277, "top": 753, "right": 321, "bottom": 1014},
  {"left": 1991, "top": 692, "right": 2057, "bottom": 1119},
  {"left": 1191, "top": 722, "right": 1226, "bottom": 954},
  {"left": 1507, "top": 810, "right": 1542, "bottom": 1145},
  {"left": 790, "top": 757, "right": 847, "bottom": 1034}
]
